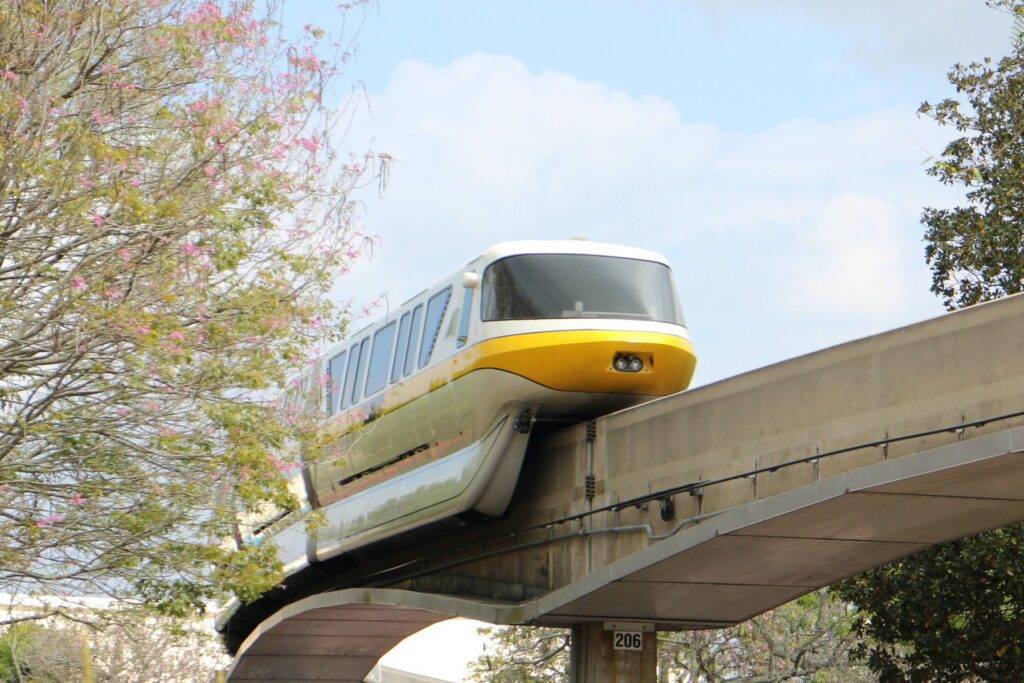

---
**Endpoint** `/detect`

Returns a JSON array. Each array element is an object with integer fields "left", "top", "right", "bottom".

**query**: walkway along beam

[{"left": 228, "top": 294, "right": 1024, "bottom": 680}]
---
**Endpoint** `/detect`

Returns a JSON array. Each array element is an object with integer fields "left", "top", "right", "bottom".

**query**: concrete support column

[{"left": 569, "top": 623, "right": 657, "bottom": 682}]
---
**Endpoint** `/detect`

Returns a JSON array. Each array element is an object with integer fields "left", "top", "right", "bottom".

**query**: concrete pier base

[{"left": 569, "top": 623, "right": 657, "bottom": 682}]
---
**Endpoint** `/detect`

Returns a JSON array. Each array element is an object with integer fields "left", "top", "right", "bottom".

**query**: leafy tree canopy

[
  {"left": 836, "top": 3, "right": 1024, "bottom": 681},
  {"left": 922, "top": 0, "right": 1024, "bottom": 308},
  {"left": 0, "top": 0, "right": 378, "bottom": 621},
  {"left": 837, "top": 525, "right": 1024, "bottom": 682},
  {"left": 468, "top": 625, "right": 570, "bottom": 683}
]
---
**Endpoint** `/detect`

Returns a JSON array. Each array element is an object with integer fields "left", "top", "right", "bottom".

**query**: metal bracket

[
  {"left": 603, "top": 621, "right": 655, "bottom": 632},
  {"left": 584, "top": 474, "right": 596, "bottom": 501},
  {"left": 659, "top": 496, "right": 675, "bottom": 521}
]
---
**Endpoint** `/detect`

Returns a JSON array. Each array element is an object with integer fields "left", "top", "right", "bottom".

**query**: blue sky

[
  {"left": 311, "top": 1, "right": 1011, "bottom": 128},
  {"left": 283, "top": 0, "right": 1016, "bottom": 388},
  {"left": 276, "top": 2, "right": 1016, "bottom": 677}
]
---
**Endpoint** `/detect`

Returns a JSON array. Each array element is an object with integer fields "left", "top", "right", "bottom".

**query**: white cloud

[
  {"left": 367, "top": 53, "right": 717, "bottom": 232},
  {"left": 339, "top": 53, "right": 957, "bottom": 383},
  {"left": 698, "top": 0, "right": 1017, "bottom": 72},
  {"left": 792, "top": 193, "right": 909, "bottom": 316}
]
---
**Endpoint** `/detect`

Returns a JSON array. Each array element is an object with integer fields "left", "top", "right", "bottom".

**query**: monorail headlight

[{"left": 613, "top": 354, "right": 643, "bottom": 373}]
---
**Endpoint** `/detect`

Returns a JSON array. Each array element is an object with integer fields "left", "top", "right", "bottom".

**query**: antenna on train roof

[{"left": 569, "top": 236, "right": 590, "bottom": 241}]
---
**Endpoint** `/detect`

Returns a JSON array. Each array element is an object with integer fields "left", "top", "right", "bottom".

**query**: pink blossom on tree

[{"left": 0, "top": 0, "right": 382, "bottom": 623}]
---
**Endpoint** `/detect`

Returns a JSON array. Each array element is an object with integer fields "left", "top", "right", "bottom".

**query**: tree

[
  {"left": 0, "top": 0, "right": 379, "bottom": 622},
  {"left": 658, "top": 590, "right": 870, "bottom": 683},
  {"left": 837, "top": 526, "right": 1024, "bottom": 682},
  {"left": 468, "top": 591, "right": 869, "bottom": 682},
  {"left": 834, "top": 2, "right": 1024, "bottom": 681},
  {"left": 921, "top": 0, "right": 1024, "bottom": 309},
  {"left": 468, "top": 625, "right": 570, "bottom": 682},
  {"left": 86, "top": 614, "right": 229, "bottom": 683},
  {"left": 0, "top": 612, "right": 229, "bottom": 682},
  {"left": 0, "top": 623, "right": 81, "bottom": 682}
]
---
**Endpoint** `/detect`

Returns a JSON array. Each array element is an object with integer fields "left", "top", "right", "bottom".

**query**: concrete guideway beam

[
  {"left": 228, "top": 424, "right": 1024, "bottom": 680},
  {"left": 226, "top": 294, "right": 1024, "bottom": 679}
]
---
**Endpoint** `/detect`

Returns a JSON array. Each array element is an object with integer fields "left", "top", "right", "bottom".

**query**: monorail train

[{"left": 221, "top": 239, "right": 696, "bottom": 635}]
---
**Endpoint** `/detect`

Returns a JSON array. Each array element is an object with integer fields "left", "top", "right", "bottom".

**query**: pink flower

[
  {"left": 37, "top": 513, "right": 66, "bottom": 527},
  {"left": 131, "top": 178, "right": 141, "bottom": 187},
  {"left": 133, "top": 325, "right": 151, "bottom": 335},
  {"left": 1, "top": 70, "right": 18, "bottom": 82},
  {"left": 92, "top": 213, "right": 104, "bottom": 227},
  {"left": 168, "top": 330, "right": 185, "bottom": 342},
  {"left": 68, "top": 494, "right": 86, "bottom": 506},
  {"left": 0, "top": 484, "right": 10, "bottom": 494},
  {"left": 72, "top": 275, "right": 86, "bottom": 290},
  {"left": 268, "top": 455, "right": 302, "bottom": 473},
  {"left": 118, "top": 248, "right": 132, "bottom": 261},
  {"left": 116, "top": 408, "right": 129, "bottom": 416},
  {"left": 183, "top": 242, "right": 198, "bottom": 256}
]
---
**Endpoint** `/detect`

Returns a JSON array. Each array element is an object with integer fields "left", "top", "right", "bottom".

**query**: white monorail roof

[{"left": 478, "top": 239, "right": 670, "bottom": 267}]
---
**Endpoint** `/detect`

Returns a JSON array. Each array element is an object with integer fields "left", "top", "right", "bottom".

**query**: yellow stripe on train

[{"left": 454, "top": 330, "right": 696, "bottom": 395}]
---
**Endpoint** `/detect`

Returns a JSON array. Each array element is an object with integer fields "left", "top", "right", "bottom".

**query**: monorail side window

[
  {"left": 340, "top": 342, "right": 362, "bottom": 409},
  {"left": 403, "top": 304, "right": 423, "bottom": 376},
  {"left": 350, "top": 337, "right": 370, "bottom": 404},
  {"left": 327, "top": 350, "right": 346, "bottom": 414},
  {"left": 391, "top": 312, "right": 412, "bottom": 383},
  {"left": 481, "top": 254, "right": 685, "bottom": 325},
  {"left": 364, "top": 322, "right": 397, "bottom": 397},
  {"left": 419, "top": 287, "right": 452, "bottom": 368}
]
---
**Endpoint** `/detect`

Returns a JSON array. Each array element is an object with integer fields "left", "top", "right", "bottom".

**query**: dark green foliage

[
  {"left": 921, "top": 2, "right": 1024, "bottom": 309},
  {"left": 835, "top": 5, "right": 1024, "bottom": 682},
  {"left": 837, "top": 524, "right": 1024, "bottom": 682}
]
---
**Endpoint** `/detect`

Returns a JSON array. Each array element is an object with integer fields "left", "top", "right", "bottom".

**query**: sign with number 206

[{"left": 612, "top": 631, "right": 643, "bottom": 651}]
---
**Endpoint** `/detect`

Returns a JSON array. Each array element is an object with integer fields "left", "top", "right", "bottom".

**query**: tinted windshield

[{"left": 482, "top": 254, "right": 684, "bottom": 324}]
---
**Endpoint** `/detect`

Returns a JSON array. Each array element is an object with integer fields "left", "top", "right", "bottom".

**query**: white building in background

[{"left": 364, "top": 664, "right": 455, "bottom": 683}]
